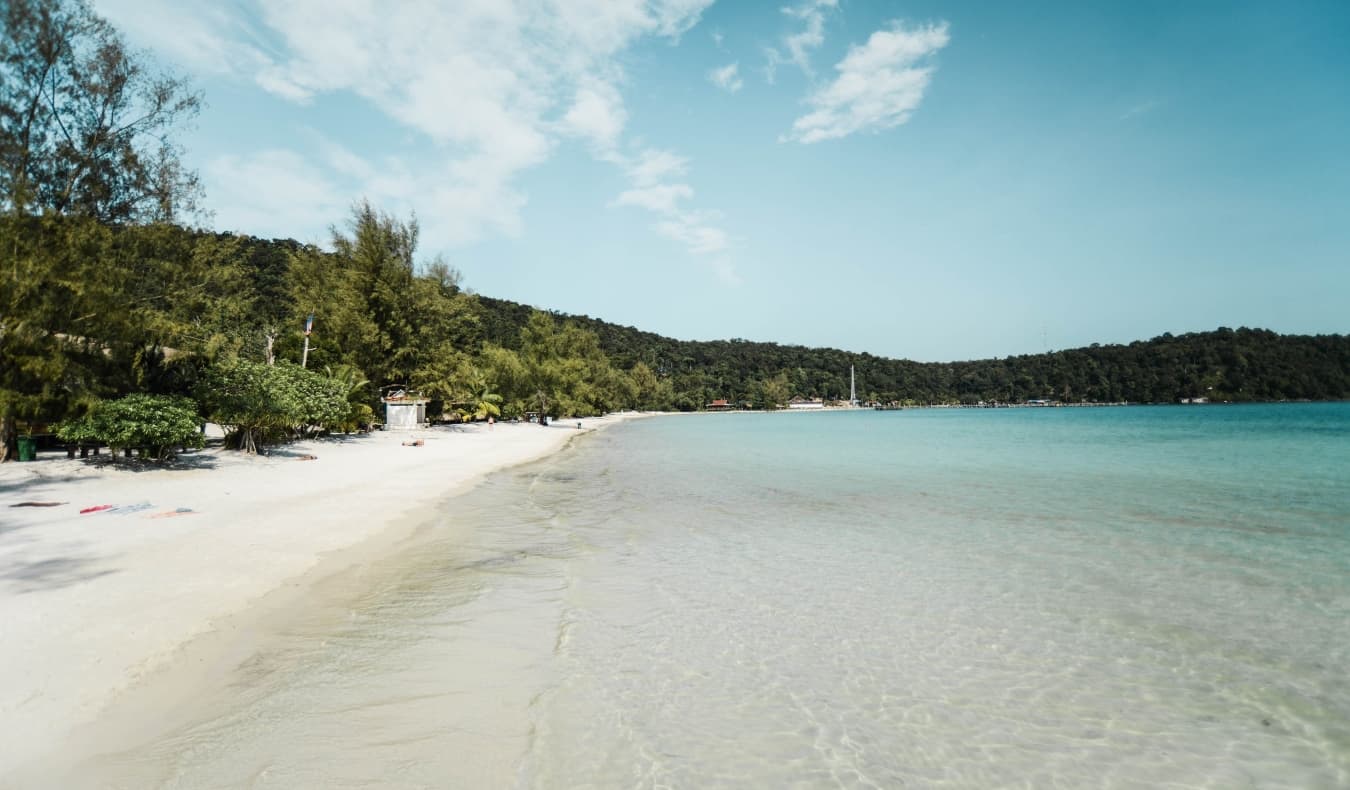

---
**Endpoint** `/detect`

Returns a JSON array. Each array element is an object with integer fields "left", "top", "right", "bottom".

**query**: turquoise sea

[{"left": 69, "top": 404, "right": 1350, "bottom": 788}]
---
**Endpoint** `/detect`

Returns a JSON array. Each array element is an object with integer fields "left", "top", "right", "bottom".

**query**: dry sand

[{"left": 0, "top": 415, "right": 640, "bottom": 778}]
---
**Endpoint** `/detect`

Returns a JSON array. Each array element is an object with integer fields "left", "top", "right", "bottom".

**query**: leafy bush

[
  {"left": 56, "top": 394, "right": 204, "bottom": 461},
  {"left": 198, "top": 360, "right": 347, "bottom": 453},
  {"left": 321, "top": 364, "right": 375, "bottom": 433}
]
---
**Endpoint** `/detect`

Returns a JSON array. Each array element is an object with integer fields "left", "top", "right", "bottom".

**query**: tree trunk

[
  {"left": 0, "top": 413, "right": 15, "bottom": 462},
  {"left": 538, "top": 392, "right": 548, "bottom": 425}
]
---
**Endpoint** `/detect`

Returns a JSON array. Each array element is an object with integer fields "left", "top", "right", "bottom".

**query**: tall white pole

[{"left": 301, "top": 314, "right": 314, "bottom": 368}]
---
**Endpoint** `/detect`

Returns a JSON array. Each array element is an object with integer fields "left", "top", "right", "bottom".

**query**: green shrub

[
  {"left": 56, "top": 394, "right": 204, "bottom": 461},
  {"left": 322, "top": 364, "right": 375, "bottom": 432},
  {"left": 197, "top": 360, "right": 347, "bottom": 453}
]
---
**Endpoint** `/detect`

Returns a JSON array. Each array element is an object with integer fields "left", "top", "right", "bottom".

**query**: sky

[{"left": 94, "top": 0, "right": 1350, "bottom": 362}]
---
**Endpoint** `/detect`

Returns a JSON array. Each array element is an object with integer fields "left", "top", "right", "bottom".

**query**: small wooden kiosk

[{"left": 381, "top": 387, "right": 429, "bottom": 430}]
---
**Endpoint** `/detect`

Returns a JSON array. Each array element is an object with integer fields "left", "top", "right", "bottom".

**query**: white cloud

[
  {"left": 765, "top": 0, "right": 838, "bottom": 82},
  {"left": 609, "top": 149, "right": 732, "bottom": 262},
  {"left": 559, "top": 78, "right": 629, "bottom": 152},
  {"left": 784, "top": 21, "right": 950, "bottom": 144},
  {"left": 655, "top": 213, "right": 729, "bottom": 255},
  {"left": 627, "top": 148, "right": 689, "bottom": 186},
  {"left": 650, "top": 0, "right": 717, "bottom": 38},
  {"left": 613, "top": 183, "right": 694, "bottom": 213},
  {"left": 708, "top": 62, "right": 744, "bottom": 93},
  {"left": 253, "top": 67, "right": 314, "bottom": 103},
  {"left": 205, "top": 150, "right": 346, "bottom": 244},
  {"left": 96, "top": 0, "right": 270, "bottom": 78},
  {"left": 94, "top": 0, "right": 718, "bottom": 250},
  {"left": 98, "top": 0, "right": 737, "bottom": 274},
  {"left": 205, "top": 137, "right": 531, "bottom": 250}
]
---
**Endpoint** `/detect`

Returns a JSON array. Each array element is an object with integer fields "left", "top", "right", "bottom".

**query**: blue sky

[{"left": 95, "top": 0, "right": 1349, "bottom": 362}]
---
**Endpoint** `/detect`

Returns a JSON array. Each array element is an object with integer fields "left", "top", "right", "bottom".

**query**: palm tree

[
  {"left": 323, "top": 363, "right": 373, "bottom": 432},
  {"left": 457, "top": 368, "right": 503, "bottom": 422}
]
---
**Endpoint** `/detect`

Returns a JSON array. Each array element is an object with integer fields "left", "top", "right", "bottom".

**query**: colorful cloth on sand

[
  {"left": 110, "top": 502, "right": 154, "bottom": 515},
  {"left": 147, "top": 508, "right": 196, "bottom": 519},
  {"left": 79, "top": 504, "right": 114, "bottom": 514}
]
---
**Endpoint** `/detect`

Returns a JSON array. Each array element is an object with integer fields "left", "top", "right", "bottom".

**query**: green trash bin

[{"left": 17, "top": 435, "right": 36, "bottom": 462}]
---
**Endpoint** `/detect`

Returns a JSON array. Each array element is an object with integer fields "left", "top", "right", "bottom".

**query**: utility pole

[{"left": 301, "top": 314, "right": 314, "bottom": 368}]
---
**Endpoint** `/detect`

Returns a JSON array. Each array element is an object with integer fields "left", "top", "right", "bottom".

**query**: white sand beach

[{"left": 0, "top": 415, "right": 639, "bottom": 778}]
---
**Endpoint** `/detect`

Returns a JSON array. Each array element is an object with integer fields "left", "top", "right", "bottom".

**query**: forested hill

[
  {"left": 476, "top": 296, "right": 1350, "bottom": 407},
  {"left": 4, "top": 212, "right": 1347, "bottom": 446}
]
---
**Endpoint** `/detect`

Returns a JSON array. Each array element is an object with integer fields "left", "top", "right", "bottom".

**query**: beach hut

[{"left": 381, "top": 388, "right": 429, "bottom": 430}]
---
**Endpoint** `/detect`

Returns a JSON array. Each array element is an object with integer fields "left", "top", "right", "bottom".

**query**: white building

[{"left": 382, "top": 389, "right": 429, "bottom": 429}]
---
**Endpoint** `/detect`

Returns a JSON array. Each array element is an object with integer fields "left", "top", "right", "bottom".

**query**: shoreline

[{"left": 0, "top": 414, "right": 647, "bottom": 778}]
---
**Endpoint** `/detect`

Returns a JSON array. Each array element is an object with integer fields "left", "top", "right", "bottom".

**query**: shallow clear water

[{"left": 64, "top": 405, "right": 1350, "bottom": 788}]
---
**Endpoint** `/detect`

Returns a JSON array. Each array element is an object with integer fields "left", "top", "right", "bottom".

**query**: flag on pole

[{"left": 305, "top": 314, "right": 314, "bottom": 336}]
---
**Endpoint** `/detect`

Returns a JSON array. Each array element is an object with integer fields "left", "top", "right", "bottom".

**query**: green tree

[
  {"left": 1, "top": 215, "right": 102, "bottom": 457},
  {"left": 290, "top": 203, "right": 480, "bottom": 397},
  {"left": 198, "top": 360, "right": 346, "bottom": 453},
  {"left": 322, "top": 363, "right": 374, "bottom": 433},
  {"left": 0, "top": 0, "right": 206, "bottom": 460},
  {"left": 0, "top": 216, "right": 260, "bottom": 459},
  {"left": 329, "top": 201, "right": 418, "bottom": 386},
  {"left": 754, "top": 372, "right": 791, "bottom": 410},
  {"left": 480, "top": 344, "right": 529, "bottom": 418},
  {"left": 628, "top": 361, "right": 674, "bottom": 411},
  {"left": 454, "top": 365, "right": 503, "bottom": 422},
  {"left": 518, "top": 312, "right": 566, "bottom": 422},
  {"left": 512, "top": 311, "right": 624, "bottom": 421},
  {"left": 407, "top": 258, "right": 479, "bottom": 408},
  {"left": 0, "top": 0, "right": 202, "bottom": 222}
]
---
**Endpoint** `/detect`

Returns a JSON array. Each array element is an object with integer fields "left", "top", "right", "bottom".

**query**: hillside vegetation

[
  {"left": 5, "top": 213, "right": 1348, "bottom": 460},
  {"left": 477, "top": 296, "right": 1350, "bottom": 407}
]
